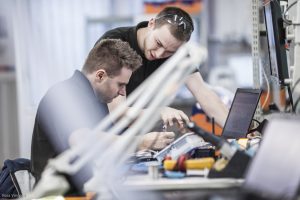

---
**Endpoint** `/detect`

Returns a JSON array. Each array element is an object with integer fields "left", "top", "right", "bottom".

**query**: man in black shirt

[
  {"left": 30, "top": 39, "right": 175, "bottom": 189},
  {"left": 97, "top": 7, "right": 228, "bottom": 130}
]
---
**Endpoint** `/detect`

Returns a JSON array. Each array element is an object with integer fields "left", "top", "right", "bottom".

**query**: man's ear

[
  {"left": 148, "top": 18, "right": 155, "bottom": 29},
  {"left": 96, "top": 69, "right": 107, "bottom": 82}
]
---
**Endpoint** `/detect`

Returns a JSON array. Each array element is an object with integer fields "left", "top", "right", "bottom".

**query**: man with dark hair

[
  {"left": 30, "top": 39, "right": 175, "bottom": 187},
  {"left": 97, "top": 6, "right": 228, "bottom": 131}
]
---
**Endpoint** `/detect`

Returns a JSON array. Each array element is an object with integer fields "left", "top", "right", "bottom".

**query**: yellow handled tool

[{"left": 164, "top": 157, "right": 215, "bottom": 171}]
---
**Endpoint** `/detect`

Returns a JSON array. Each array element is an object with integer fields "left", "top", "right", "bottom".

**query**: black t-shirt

[
  {"left": 30, "top": 70, "right": 109, "bottom": 191},
  {"left": 96, "top": 21, "right": 167, "bottom": 96}
]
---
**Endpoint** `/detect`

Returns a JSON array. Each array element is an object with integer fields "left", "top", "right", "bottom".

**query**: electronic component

[{"left": 154, "top": 132, "right": 211, "bottom": 163}]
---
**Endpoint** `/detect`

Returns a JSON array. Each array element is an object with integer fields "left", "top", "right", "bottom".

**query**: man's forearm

[
  {"left": 185, "top": 72, "right": 229, "bottom": 127},
  {"left": 194, "top": 88, "right": 228, "bottom": 126}
]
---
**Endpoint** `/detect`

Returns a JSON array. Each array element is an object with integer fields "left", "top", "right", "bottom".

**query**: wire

[
  {"left": 292, "top": 78, "right": 300, "bottom": 94},
  {"left": 137, "top": 148, "right": 157, "bottom": 155},
  {"left": 263, "top": 0, "right": 300, "bottom": 26},
  {"left": 252, "top": 118, "right": 261, "bottom": 125},
  {"left": 282, "top": 0, "right": 300, "bottom": 26},
  {"left": 294, "top": 96, "right": 300, "bottom": 113},
  {"left": 291, "top": 79, "right": 300, "bottom": 113},
  {"left": 248, "top": 119, "right": 261, "bottom": 134},
  {"left": 286, "top": 85, "right": 295, "bottom": 112},
  {"left": 261, "top": 62, "right": 271, "bottom": 110}
]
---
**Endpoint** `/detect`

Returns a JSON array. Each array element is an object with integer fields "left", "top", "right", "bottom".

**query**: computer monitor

[
  {"left": 264, "top": 0, "right": 289, "bottom": 85},
  {"left": 243, "top": 116, "right": 300, "bottom": 200},
  {"left": 221, "top": 88, "right": 262, "bottom": 139}
]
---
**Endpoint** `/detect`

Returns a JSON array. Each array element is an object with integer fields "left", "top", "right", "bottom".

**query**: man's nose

[
  {"left": 118, "top": 87, "right": 126, "bottom": 96},
  {"left": 155, "top": 48, "right": 165, "bottom": 58}
]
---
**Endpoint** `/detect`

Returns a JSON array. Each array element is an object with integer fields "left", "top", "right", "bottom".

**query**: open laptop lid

[
  {"left": 243, "top": 116, "right": 300, "bottom": 200},
  {"left": 222, "top": 88, "right": 262, "bottom": 139}
]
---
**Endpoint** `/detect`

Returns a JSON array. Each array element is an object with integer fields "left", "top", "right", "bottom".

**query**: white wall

[
  {"left": 10, "top": 0, "right": 143, "bottom": 160},
  {"left": 211, "top": 0, "right": 252, "bottom": 42},
  {"left": 0, "top": 0, "right": 19, "bottom": 165},
  {"left": 2, "top": 0, "right": 254, "bottom": 163}
]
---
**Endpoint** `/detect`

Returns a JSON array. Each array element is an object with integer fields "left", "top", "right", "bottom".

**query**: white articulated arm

[{"left": 25, "top": 43, "right": 207, "bottom": 199}]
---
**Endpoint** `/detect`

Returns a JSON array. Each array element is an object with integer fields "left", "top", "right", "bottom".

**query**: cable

[
  {"left": 265, "top": 0, "right": 300, "bottom": 26},
  {"left": 261, "top": 61, "right": 271, "bottom": 110},
  {"left": 291, "top": 79, "right": 300, "bottom": 113},
  {"left": 294, "top": 96, "right": 300, "bottom": 113},
  {"left": 292, "top": 78, "right": 300, "bottom": 94},
  {"left": 138, "top": 149, "right": 157, "bottom": 155},
  {"left": 283, "top": 0, "right": 300, "bottom": 26},
  {"left": 286, "top": 85, "right": 295, "bottom": 112},
  {"left": 248, "top": 119, "right": 261, "bottom": 134},
  {"left": 249, "top": 119, "right": 269, "bottom": 135},
  {"left": 252, "top": 118, "right": 261, "bottom": 125}
]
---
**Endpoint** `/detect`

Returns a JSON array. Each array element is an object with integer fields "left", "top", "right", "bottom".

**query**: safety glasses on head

[{"left": 155, "top": 14, "right": 194, "bottom": 33}]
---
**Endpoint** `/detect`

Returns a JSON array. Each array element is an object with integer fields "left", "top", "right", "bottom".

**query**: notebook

[{"left": 221, "top": 88, "right": 262, "bottom": 139}]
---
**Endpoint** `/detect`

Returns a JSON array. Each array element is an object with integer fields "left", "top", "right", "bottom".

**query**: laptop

[
  {"left": 221, "top": 88, "right": 262, "bottom": 139},
  {"left": 152, "top": 88, "right": 261, "bottom": 162}
]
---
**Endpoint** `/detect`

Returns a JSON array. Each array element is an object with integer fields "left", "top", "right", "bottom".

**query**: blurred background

[{"left": 0, "top": 0, "right": 253, "bottom": 165}]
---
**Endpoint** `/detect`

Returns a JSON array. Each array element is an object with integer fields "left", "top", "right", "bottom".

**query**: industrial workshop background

[{"left": 0, "top": 0, "right": 253, "bottom": 166}]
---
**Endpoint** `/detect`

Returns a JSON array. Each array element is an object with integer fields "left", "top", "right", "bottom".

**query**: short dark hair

[
  {"left": 82, "top": 39, "right": 142, "bottom": 77},
  {"left": 155, "top": 7, "right": 194, "bottom": 41}
]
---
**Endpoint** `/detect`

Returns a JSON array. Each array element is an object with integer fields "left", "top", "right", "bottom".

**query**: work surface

[
  {"left": 123, "top": 175, "right": 243, "bottom": 191},
  {"left": 110, "top": 175, "right": 244, "bottom": 200}
]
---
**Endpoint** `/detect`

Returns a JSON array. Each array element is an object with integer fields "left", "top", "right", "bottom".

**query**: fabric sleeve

[{"left": 94, "top": 28, "right": 125, "bottom": 46}]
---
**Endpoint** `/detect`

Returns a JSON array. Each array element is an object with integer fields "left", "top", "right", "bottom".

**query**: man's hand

[
  {"left": 160, "top": 107, "right": 190, "bottom": 128},
  {"left": 139, "top": 131, "right": 175, "bottom": 151}
]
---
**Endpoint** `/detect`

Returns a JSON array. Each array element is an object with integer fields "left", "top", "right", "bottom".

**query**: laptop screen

[
  {"left": 221, "top": 88, "right": 261, "bottom": 139},
  {"left": 243, "top": 117, "right": 300, "bottom": 200}
]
